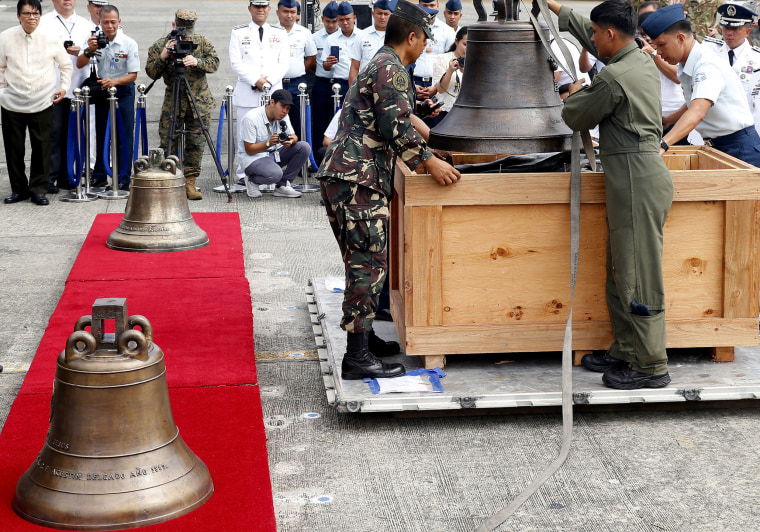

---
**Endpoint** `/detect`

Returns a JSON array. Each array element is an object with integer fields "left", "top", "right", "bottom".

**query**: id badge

[{"left": 274, "top": 150, "right": 281, "bottom": 163}]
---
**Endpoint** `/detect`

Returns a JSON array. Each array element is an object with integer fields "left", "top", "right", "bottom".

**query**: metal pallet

[{"left": 308, "top": 278, "right": 760, "bottom": 413}]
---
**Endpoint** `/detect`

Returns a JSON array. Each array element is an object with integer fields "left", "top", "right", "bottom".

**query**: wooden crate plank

[
  {"left": 708, "top": 346, "right": 735, "bottom": 362},
  {"left": 724, "top": 200, "right": 759, "bottom": 318},
  {"left": 403, "top": 205, "right": 414, "bottom": 326},
  {"left": 411, "top": 205, "right": 443, "bottom": 326},
  {"left": 421, "top": 355, "right": 446, "bottom": 370},
  {"left": 573, "top": 350, "right": 593, "bottom": 366},
  {"left": 402, "top": 318, "right": 757, "bottom": 356},
  {"left": 390, "top": 289, "right": 406, "bottom": 349}
]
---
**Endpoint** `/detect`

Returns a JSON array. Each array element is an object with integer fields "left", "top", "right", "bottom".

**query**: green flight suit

[{"left": 559, "top": 6, "right": 674, "bottom": 374}]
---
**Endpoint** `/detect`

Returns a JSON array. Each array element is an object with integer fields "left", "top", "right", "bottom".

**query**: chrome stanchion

[
  {"left": 81, "top": 86, "right": 99, "bottom": 195},
  {"left": 215, "top": 86, "right": 245, "bottom": 193},
  {"left": 61, "top": 89, "right": 97, "bottom": 202},
  {"left": 293, "top": 82, "right": 319, "bottom": 192},
  {"left": 259, "top": 82, "right": 275, "bottom": 192},
  {"left": 97, "top": 87, "right": 128, "bottom": 199},
  {"left": 331, "top": 83, "right": 342, "bottom": 114}
]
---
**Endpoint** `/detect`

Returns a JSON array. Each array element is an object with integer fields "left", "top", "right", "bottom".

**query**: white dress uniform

[
  {"left": 229, "top": 21, "right": 289, "bottom": 179},
  {"left": 703, "top": 36, "right": 760, "bottom": 136},
  {"left": 412, "top": 18, "right": 455, "bottom": 82},
  {"left": 320, "top": 28, "right": 364, "bottom": 81},
  {"left": 40, "top": 11, "right": 94, "bottom": 99},
  {"left": 274, "top": 23, "right": 317, "bottom": 80},
  {"left": 677, "top": 41, "right": 754, "bottom": 139},
  {"left": 349, "top": 24, "right": 385, "bottom": 72},
  {"left": 229, "top": 21, "right": 290, "bottom": 109}
]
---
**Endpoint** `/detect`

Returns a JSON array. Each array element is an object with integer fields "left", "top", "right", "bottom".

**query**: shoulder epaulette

[
  {"left": 703, "top": 35, "right": 724, "bottom": 45},
  {"left": 751, "top": 45, "right": 760, "bottom": 55},
  {"left": 232, "top": 24, "right": 247, "bottom": 30}
]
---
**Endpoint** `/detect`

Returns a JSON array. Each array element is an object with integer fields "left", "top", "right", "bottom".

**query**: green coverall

[{"left": 559, "top": 6, "right": 674, "bottom": 374}]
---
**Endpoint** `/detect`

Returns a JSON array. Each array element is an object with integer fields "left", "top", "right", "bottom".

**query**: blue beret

[
  {"left": 278, "top": 0, "right": 298, "bottom": 8},
  {"left": 323, "top": 1, "right": 339, "bottom": 18},
  {"left": 337, "top": 1, "right": 354, "bottom": 15},
  {"left": 419, "top": 4, "right": 438, "bottom": 16},
  {"left": 718, "top": 2, "right": 757, "bottom": 27},
  {"left": 374, "top": 0, "right": 392, "bottom": 11},
  {"left": 640, "top": 3, "right": 684, "bottom": 39},
  {"left": 445, "top": 0, "right": 462, "bottom": 11}
]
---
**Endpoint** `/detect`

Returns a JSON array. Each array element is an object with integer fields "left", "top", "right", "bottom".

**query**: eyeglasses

[{"left": 20, "top": 12, "right": 41, "bottom": 18}]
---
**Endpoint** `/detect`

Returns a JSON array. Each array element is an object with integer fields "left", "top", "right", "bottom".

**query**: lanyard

[{"left": 56, "top": 14, "right": 75, "bottom": 40}]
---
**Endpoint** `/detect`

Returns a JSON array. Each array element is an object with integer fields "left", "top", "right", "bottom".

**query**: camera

[
  {"left": 456, "top": 56, "right": 465, "bottom": 68},
  {"left": 63, "top": 40, "right": 74, "bottom": 50},
  {"left": 278, "top": 120, "right": 290, "bottom": 143},
  {"left": 91, "top": 27, "right": 109, "bottom": 49},
  {"left": 167, "top": 27, "right": 198, "bottom": 61}
]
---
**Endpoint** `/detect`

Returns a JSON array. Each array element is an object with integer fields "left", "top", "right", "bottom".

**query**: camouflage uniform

[
  {"left": 145, "top": 34, "right": 219, "bottom": 180},
  {"left": 317, "top": 45, "right": 433, "bottom": 333}
]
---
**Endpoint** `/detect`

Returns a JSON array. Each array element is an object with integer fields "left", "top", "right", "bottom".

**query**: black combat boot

[
  {"left": 342, "top": 331, "right": 406, "bottom": 380},
  {"left": 368, "top": 330, "right": 401, "bottom": 357}
]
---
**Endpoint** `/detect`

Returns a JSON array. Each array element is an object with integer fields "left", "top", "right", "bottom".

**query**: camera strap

[{"left": 56, "top": 15, "right": 76, "bottom": 41}]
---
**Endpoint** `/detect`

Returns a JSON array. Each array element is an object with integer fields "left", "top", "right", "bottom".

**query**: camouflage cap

[
  {"left": 175, "top": 9, "right": 198, "bottom": 28},
  {"left": 392, "top": 0, "right": 434, "bottom": 40}
]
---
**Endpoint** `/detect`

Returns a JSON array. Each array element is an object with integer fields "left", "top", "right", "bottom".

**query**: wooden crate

[{"left": 390, "top": 146, "right": 760, "bottom": 369}]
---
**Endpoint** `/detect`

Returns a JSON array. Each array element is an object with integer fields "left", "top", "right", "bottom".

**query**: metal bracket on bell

[{"left": 65, "top": 298, "right": 152, "bottom": 362}]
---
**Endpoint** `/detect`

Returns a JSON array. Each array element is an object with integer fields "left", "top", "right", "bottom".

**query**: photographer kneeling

[
  {"left": 146, "top": 9, "right": 219, "bottom": 200},
  {"left": 238, "top": 89, "right": 310, "bottom": 199},
  {"left": 77, "top": 5, "right": 138, "bottom": 190}
]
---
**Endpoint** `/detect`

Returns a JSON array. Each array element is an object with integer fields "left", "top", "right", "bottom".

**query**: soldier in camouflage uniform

[
  {"left": 317, "top": 0, "right": 461, "bottom": 380},
  {"left": 146, "top": 10, "right": 219, "bottom": 200}
]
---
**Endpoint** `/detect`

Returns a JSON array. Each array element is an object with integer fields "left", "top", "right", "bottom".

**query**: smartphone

[{"left": 330, "top": 45, "right": 340, "bottom": 60}]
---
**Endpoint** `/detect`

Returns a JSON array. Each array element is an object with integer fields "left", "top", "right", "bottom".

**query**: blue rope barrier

[
  {"left": 305, "top": 103, "right": 319, "bottom": 172},
  {"left": 66, "top": 108, "right": 83, "bottom": 187},
  {"left": 133, "top": 106, "right": 148, "bottom": 162},
  {"left": 103, "top": 108, "right": 130, "bottom": 182},
  {"left": 215, "top": 101, "right": 229, "bottom": 176}
]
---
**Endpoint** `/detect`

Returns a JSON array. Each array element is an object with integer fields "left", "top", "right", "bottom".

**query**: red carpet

[{"left": 0, "top": 213, "right": 277, "bottom": 531}]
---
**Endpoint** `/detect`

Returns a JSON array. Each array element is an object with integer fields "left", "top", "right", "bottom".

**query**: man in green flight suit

[
  {"left": 542, "top": 0, "right": 674, "bottom": 389},
  {"left": 318, "top": 0, "right": 461, "bottom": 380},
  {"left": 146, "top": 9, "right": 220, "bottom": 200}
]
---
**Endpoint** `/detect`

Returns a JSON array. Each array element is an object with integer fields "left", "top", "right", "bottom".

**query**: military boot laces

[{"left": 342, "top": 332, "right": 406, "bottom": 380}]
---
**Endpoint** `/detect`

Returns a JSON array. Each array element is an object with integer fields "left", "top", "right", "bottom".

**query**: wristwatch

[
  {"left": 660, "top": 139, "right": 669, "bottom": 152},
  {"left": 266, "top": 139, "right": 270, "bottom": 148},
  {"left": 650, "top": 51, "right": 657, "bottom": 59},
  {"left": 83, "top": 48, "right": 93, "bottom": 59}
]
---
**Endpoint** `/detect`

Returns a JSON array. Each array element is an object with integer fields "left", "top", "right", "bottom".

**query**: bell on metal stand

[
  {"left": 331, "top": 82, "right": 342, "bottom": 114},
  {"left": 428, "top": 0, "right": 573, "bottom": 154},
  {"left": 293, "top": 82, "right": 319, "bottom": 193},
  {"left": 13, "top": 298, "right": 213, "bottom": 530},
  {"left": 97, "top": 87, "right": 129, "bottom": 199},
  {"left": 214, "top": 86, "right": 246, "bottom": 193},
  {"left": 61, "top": 88, "right": 98, "bottom": 202}
]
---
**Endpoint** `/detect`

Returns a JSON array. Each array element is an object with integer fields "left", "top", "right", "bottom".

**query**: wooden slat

[
  {"left": 403, "top": 205, "right": 414, "bottom": 326},
  {"left": 411, "top": 206, "right": 443, "bottom": 326},
  {"left": 402, "top": 171, "right": 760, "bottom": 206},
  {"left": 708, "top": 346, "right": 735, "bottom": 362},
  {"left": 723, "top": 200, "right": 759, "bottom": 318},
  {"left": 402, "top": 318, "right": 758, "bottom": 356},
  {"left": 389, "top": 289, "right": 406, "bottom": 349}
]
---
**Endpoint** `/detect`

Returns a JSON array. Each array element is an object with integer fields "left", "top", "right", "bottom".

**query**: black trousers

[
  {"left": 311, "top": 76, "right": 348, "bottom": 150},
  {"left": 1, "top": 105, "right": 54, "bottom": 196},
  {"left": 49, "top": 98, "right": 70, "bottom": 187}
]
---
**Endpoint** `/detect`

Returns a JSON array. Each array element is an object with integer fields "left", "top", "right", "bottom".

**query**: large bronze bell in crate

[
  {"left": 107, "top": 149, "right": 209, "bottom": 252},
  {"left": 13, "top": 298, "right": 213, "bottom": 530}
]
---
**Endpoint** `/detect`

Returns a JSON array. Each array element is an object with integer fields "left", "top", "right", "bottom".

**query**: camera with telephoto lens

[
  {"left": 92, "top": 27, "right": 109, "bottom": 49},
  {"left": 167, "top": 27, "right": 198, "bottom": 64},
  {"left": 278, "top": 121, "right": 290, "bottom": 143},
  {"left": 456, "top": 56, "right": 465, "bottom": 68}
]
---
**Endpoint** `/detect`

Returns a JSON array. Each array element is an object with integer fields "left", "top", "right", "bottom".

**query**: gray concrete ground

[{"left": 2, "top": 1, "right": 760, "bottom": 531}]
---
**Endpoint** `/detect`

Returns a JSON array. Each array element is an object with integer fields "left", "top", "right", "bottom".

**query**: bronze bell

[
  {"left": 106, "top": 149, "right": 209, "bottom": 252},
  {"left": 13, "top": 298, "right": 213, "bottom": 530},
  {"left": 428, "top": 0, "right": 573, "bottom": 153}
]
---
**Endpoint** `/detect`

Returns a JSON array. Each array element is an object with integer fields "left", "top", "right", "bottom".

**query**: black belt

[
  {"left": 282, "top": 76, "right": 306, "bottom": 84},
  {"left": 703, "top": 125, "right": 756, "bottom": 147},
  {"left": 333, "top": 78, "right": 348, "bottom": 83},
  {"left": 414, "top": 76, "right": 432, "bottom": 83}
]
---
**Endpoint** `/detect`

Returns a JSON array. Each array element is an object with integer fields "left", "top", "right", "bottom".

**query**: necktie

[
  {"left": 259, "top": 26, "right": 264, "bottom": 42},
  {"left": 728, "top": 49, "right": 735, "bottom": 67}
]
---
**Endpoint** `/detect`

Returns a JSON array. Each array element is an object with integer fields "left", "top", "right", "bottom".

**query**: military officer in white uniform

[
  {"left": 414, "top": 0, "right": 455, "bottom": 99},
  {"left": 274, "top": 0, "right": 316, "bottom": 138},
  {"left": 703, "top": 2, "right": 760, "bottom": 136},
  {"left": 230, "top": 0, "right": 290, "bottom": 180},
  {"left": 348, "top": 0, "right": 392, "bottom": 84}
]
